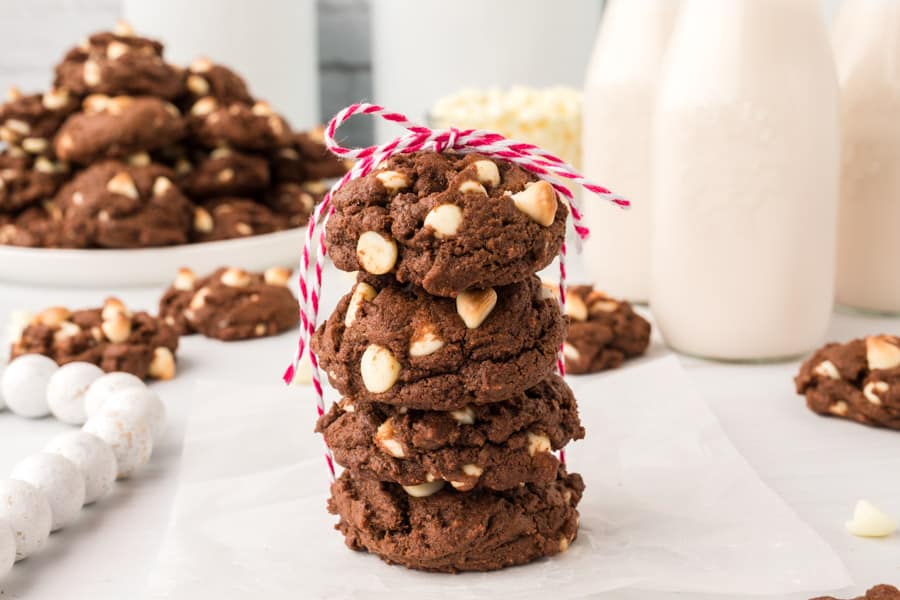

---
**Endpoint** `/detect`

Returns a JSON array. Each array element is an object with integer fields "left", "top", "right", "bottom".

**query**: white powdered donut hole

[
  {"left": 1, "top": 354, "right": 58, "bottom": 418},
  {"left": 0, "top": 518, "right": 15, "bottom": 578},
  {"left": 46, "top": 362, "right": 104, "bottom": 425},
  {"left": 102, "top": 387, "right": 167, "bottom": 442},
  {"left": 45, "top": 431, "right": 117, "bottom": 504},
  {"left": 83, "top": 372, "right": 145, "bottom": 418},
  {"left": 11, "top": 453, "right": 86, "bottom": 532},
  {"left": 83, "top": 408, "right": 153, "bottom": 479},
  {"left": 0, "top": 479, "right": 52, "bottom": 560}
]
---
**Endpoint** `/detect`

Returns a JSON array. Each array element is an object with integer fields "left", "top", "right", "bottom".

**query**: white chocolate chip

[
  {"left": 375, "top": 170, "right": 409, "bottom": 193},
  {"left": 173, "top": 267, "right": 196, "bottom": 292},
  {"left": 829, "top": 401, "right": 849, "bottom": 416},
  {"left": 186, "top": 74, "right": 210, "bottom": 96},
  {"left": 590, "top": 298, "right": 620, "bottom": 314},
  {"left": 344, "top": 282, "right": 377, "bottom": 327},
  {"left": 473, "top": 160, "right": 500, "bottom": 187},
  {"left": 540, "top": 280, "right": 559, "bottom": 300},
  {"left": 189, "top": 286, "right": 211, "bottom": 311},
  {"left": 210, "top": 146, "right": 232, "bottom": 159},
  {"left": 375, "top": 418, "right": 405, "bottom": 458},
  {"left": 82, "top": 93, "right": 110, "bottom": 113},
  {"left": 356, "top": 231, "right": 398, "bottom": 275},
  {"left": 41, "top": 88, "right": 69, "bottom": 110},
  {"left": 191, "top": 96, "right": 218, "bottom": 117},
  {"left": 221, "top": 268, "right": 251, "bottom": 288},
  {"left": 863, "top": 381, "right": 888, "bottom": 406},
  {"left": 254, "top": 323, "right": 267, "bottom": 336},
  {"left": 409, "top": 324, "right": 445, "bottom": 357},
  {"left": 101, "top": 313, "right": 131, "bottom": 343},
  {"left": 148, "top": 347, "right": 176, "bottom": 380},
  {"left": 234, "top": 223, "right": 253, "bottom": 236},
  {"left": 564, "top": 294, "right": 588, "bottom": 321},
  {"left": 458, "top": 180, "right": 487, "bottom": 195},
  {"left": 106, "top": 41, "right": 129, "bottom": 60},
  {"left": 101, "top": 297, "right": 130, "bottom": 321},
  {"left": 450, "top": 406, "right": 475, "bottom": 425},
  {"left": 511, "top": 180, "right": 558, "bottom": 226},
  {"left": 360, "top": 344, "right": 401, "bottom": 394},
  {"left": 462, "top": 463, "right": 483, "bottom": 477},
  {"left": 866, "top": 335, "right": 900, "bottom": 370},
  {"left": 456, "top": 288, "right": 497, "bottom": 329},
  {"left": 83, "top": 60, "right": 101, "bottom": 86},
  {"left": 846, "top": 500, "right": 897, "bottom": 538},
  {"left": 527, "top": 432, "right": 551, "bottom": 456},
  {"left": 53, "top": 321, "right": 81, "bottom": 343},
  {"left": 190, "top": 57, "right": 213, "bottom": 73},
  {"left": 562, "top": 342, "right": 581, "bottom": 361},
  {"left": 35, "top": 306, "right": 70, "bottom": 327},
  {"left": 106, "top": 172, "right": 139, "bottom": 199},
  {"left": 176, "top": 159, "right": 193, "bottom": 175},
  {"left": 813, "top": 360, "right": 841, "bottom": 380},
  {"left": 107, "top": 96, "right": 133, "bottom": 115},
  {"left": 113, "top": 20, "right": 134, "bottom": 36},
  {"left": 5, "top": 119, "right": 29, "bottom": 136},
  {"left": 402, "top": 481, "right": 445, "bottom": 498},
  {"left": 127, "top": 152, "right": 151, "bottom": 167},
  {"left": 216, "top": 168, "right": 235, "bottom": 183},
  {"left": 6, "top": 86, "right": 21, "bottom": 101},
  {"left": 194, "top": 207, "right": 213, "bottom": 233},
  {"left": 164, "top": 102, "right": 180, "bottom": 118},
  {"left": 423, "top": 204, "right": 463, "bottom": 238},
  {"left": 152, "top": 176, "right": 173, "bottom": 197},
  {"left": 559, "top": 536, "right": 570, "bottom": 552},
  {"left": 251, "top": 101, "right": 273, "bottom": 116},
  {"left": 264, "top": 267, "right": 291, "bottom": 287},
  {"left": 21, "top": 137, "right": 48, "bottom": 154}
]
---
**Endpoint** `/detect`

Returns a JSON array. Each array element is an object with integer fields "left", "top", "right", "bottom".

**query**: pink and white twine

[{"left": 283, "top": 103, "right": 628, "bottom": 478}]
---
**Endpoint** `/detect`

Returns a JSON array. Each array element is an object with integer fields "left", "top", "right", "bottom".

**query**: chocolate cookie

[
  {"left": 328, "top": 466, "right": 583, "bottom": 573},
  {"left": 812, "top": 585, "right": 900, "bottom": 600},
  {"left": 54, "top": 95, "right": 185, "bottom": 164},
  {"left": 55, "top": 160, "right": 193, "bottom": 248},
  {"left": 551, "top": 284, "right": 651, "bottom": 374},
  {"left": 10, "top": 298, "right": 179, "bottom": 380},
  {"left": 0, "top": 149, "right": 69, "bottom": 212},
  {"left": 270, "top": 129, "right": 348, "bottom": 184},
  {"left": 0, "top": 200, "right": 73, "bottom": 248},
  {"left": 54, "top": 26, "right": 184, "bottom": 100},
  {"left": 183, "top": 58, "right": 254, "bottom": 105},
  {"left": 262, "top": 182, "right": 322, "bottom": 228},
  {"left": 191, "top": 198, "right": 284, "bottom": 243},
  {"left": 795, "top": 335, "right": 900, "bottom": 430},
  {"left": 0, "top": 87, "right": 79, "bottom": 150},
  {"left": 311, "top": 275, "right": 565, "bottom": 410},
  {"left": 158, "top": 266, "right": 298, "bottom": 340},
  {"left": 318, "top": 375, "right": 583, "bottom": 491},
  {"left": 188, "top": 98, "right": 291, "bottom": 151},
  {"left": 325, "top": 151, "right": 567, "bottom": 297},
  {"left": 179, "top": 147, "right": 269, "bottom": 198}
]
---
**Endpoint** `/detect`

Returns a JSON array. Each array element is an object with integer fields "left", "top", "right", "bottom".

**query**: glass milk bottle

[
  {"left": 834, "top": 1, "right": 900, "bottom": 314},
  {"left": 650, "top": 0, "right": 839, "bottom": 360},
  {"left": 582, "top": 0, "right": 681, "bottom": 303}
]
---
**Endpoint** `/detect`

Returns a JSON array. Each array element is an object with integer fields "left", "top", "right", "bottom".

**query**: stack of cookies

[
  {"left": 311, "top": 151, "right": 585, "bottom": 572},
  {"left": 0, "top": 21, "right": 345, "bottom": 249}
]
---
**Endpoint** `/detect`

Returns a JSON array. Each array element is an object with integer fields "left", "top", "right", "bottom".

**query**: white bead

[
  {"left": 101, "top": 387, "right": 167, "bottom": 443},
  {"left": 83, "top": 409, "right": 153, "bottom": 479},
  {"left": 0, "top": 518, "right": 14, "bottom": 578},
  {"left": 45, "top": 431, "right": 117, "bottom": 504},
  {"left": 1, "top": 354, "right": 58, "bottom": 418},
  {"left": 11, "top": 453, "right": 85, "bottom": 532},
  {"left": 46, "top": 361, "right": 104, "bottom": 425},
  {"left": 0, "top": 479, "right": 52, "bottom": 560},
  {"left": 83, "top": 372, "right": 145, "bottom": 418}
]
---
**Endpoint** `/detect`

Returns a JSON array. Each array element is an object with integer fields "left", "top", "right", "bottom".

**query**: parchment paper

[{"left": 142, "top": 355, "right": 851, "bottom": 599}]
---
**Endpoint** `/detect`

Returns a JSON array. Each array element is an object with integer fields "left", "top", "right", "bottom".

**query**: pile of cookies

[
  {"left": 0, "top": 21, "right": 345, "bottom": 249},
  {"left": 311, "top": 151, "right": 585, "bottom": 572}
]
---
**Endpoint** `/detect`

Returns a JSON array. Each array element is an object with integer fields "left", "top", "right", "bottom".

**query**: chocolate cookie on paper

[
  {"left": 0, "top": 149, "right": 69, "bottom": 212},
  {"left": 158, "top": 266, "right": 298, "bottom": 340},
  {"left": 552, "top": 284, "right": 651, "bottom": 374},
  {"left": 795, "top": 335, "right": 900, "bottom": 430},
  {"left": 190, "top": 198, "right": 284, "bottom": 243},
  {"left": 328, "top": 466, "right": 583, "bottom": 573},
  {"left": 54, "top": 24, "right": 184, "bottom": 99},
  {"left": 188, "top": 97, "right": 291, "bottom": 151},
  {"left": 55, "top": 160, "right": 193, "bottom": 248},
  {"left": 54, "top": 95, "right": 185, "bottom": 164},
  {"left": 325, "top": 151, "right": 567, "bottom": 297},
  {"left": 10, "top": 297, "right": 179, "bottom": 380},
  {"left": 318, "top": 375, "right": 583, "bottom": 491},
  {"left": 178, "top": 147, "right": 270, "bottom": 198},
  {"left": 0, "top": 87, "right": 79, "bottom": 151},
  {"left": 311, "top": 275, "right": 565, "bottom": 410}
]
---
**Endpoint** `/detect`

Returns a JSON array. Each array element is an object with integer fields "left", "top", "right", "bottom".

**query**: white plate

[{"left": 0, "top": 228, "right": 306, "bottom": 288}]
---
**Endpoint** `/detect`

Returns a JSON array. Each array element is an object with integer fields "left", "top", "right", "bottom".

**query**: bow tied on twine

[{"left": 284, "top": 103, "right": 628, "bottom": 478}]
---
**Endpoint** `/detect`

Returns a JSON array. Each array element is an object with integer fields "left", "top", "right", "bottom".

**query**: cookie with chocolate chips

[
  {"left": 191, "top": 198, "right": 284, "bottom": 242},
  {"left": 54, "top": 95, "right": 185, "bottom": 164},
  {"left": 795, "top": 335, "right": 900, "bottom": 430},
  {"left": 550, "top": 284, "right": 651, "bottom": 374},
  {"left": 183, "top": 58, "right": 254, "bottom": 105},
  {"left": 262, "top": 181, "right": 322, "bottom": 228},
  {"left": 311, "top": 275, "right": 565, "bottom": 410},
  {"left": 188, "top": 98, "right": 291, "bottom": 151},
  {"left": 158, "top": 266, "right": 298, "bottom": 340},
  {"left": 0, "top": 149, "right": 69, "bottom": 212},
  {"left": 0, "top": 201, "right": 73, "bottom": 248},
  {"left": 328, "top": 466, "right": 583, "bottom": 573},
  {"left": 179, "top": 147, "right": 269, "bottom": 198},
  {"left": 318, "top": 375, "right": 583, "bottom": 491},
  {"left": 10, "top": 297, "right": 179, "bottom": 380},
  {"left": 0, "top": 87, "right": 79, "bottom": 150},
  {"left": 270, "top": 129, "right": 348, "bottom": 184},
  {"left": 326, "top": 151, "right": 567, "bottom": 297},
  {"left": 55, "top": 160, "right": 193, "bottom": 248}
]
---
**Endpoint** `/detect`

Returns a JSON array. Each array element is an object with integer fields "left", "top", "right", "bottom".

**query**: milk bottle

[{"left": 651, "top": 0, "right": 839, "bottom": 360}]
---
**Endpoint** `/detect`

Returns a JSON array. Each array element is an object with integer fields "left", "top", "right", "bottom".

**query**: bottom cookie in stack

[{"left": 328, "top": 466, "right": 583, "bottom": 573}]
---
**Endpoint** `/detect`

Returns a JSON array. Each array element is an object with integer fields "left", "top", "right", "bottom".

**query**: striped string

[{"left": 283, "top": 103, "right": 628, "bottom": 478}]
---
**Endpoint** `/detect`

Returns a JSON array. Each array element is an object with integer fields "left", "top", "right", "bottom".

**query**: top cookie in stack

[
  {"left": 0, "top": 21, "right": 347, "bottom": 249},
  {"left": 312, "top": 150, "right": 586, "bottom": 573}
]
